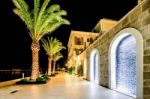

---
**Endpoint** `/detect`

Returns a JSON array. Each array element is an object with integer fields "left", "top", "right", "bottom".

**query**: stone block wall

[{"left": 80, "top": 0, "right": 150, "bottom": 98}]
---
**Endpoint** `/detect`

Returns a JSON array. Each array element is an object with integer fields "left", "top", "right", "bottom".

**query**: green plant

[
  {"left": 17, "top": 76, "right": 49, "bottom": 84},
  {"left": 12, "top": 0, "right": 70, "bottom": 80},
  {"left": 42, "top": 37, "right": 66, "bottom": 75},
  {"left": 36, "top": 76, "right": 46, "bottom": 83},
  {"left": 77, "top": 65, "right": 83, "bottom": 76},
  {"left": 53, "top": 52, "right": 63, "bottom": 73},
  {"left": 68, "top": 67, "right": 75, "bottom": 75},
  {"left": 41, "top": 74, "right": 49, "bottom": 80}
]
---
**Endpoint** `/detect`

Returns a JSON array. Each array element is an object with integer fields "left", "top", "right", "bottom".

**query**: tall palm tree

[
  {"left": 12, "top": 0, "right": 70, "bottom": 80},
  {"left": 42, "top": 37, "right": 65, "bottom": 75},
  {"left": 53, "top": 52, "right": 63, "bottom": 74}
]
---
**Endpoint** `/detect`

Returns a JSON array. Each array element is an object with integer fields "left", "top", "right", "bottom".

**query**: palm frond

[
  {"left": 38, "top": 18, "right": 70, "bottom": 40},
  {"left": 35, "top": 0, "right": 51, "bottom": 32},
  {"left": 37, "top": 11, "right": 61, "bottom": 34},
  {"left": 53, "top": 52, "right": 63, "bottom": 62},
  {"left": 37, "top": 13, "right": 55, "bottom": 34},
  {"left": 12, "top": 0, "right": 33, "bottom": 32},
  {"left": 12, "top": 0, "right": 21, "bottom": 9},
  {"left": 47, "top": 4, "right": 60, "bottom": 13},
  {"left": 42, "top": 37, "right": 65, "bottom": 56},
  {"left": 55, "top": 10, "right": 67, "bottom": 16},
  {"left": 34, "top": 0, "right": 40, "bottom": 23},
  {"left": 12, "top": 0, "right": 70, "bottom": 41},
  {"left": 42, "top": 37, "right": 57, "bottom": 55},
  {"left": 37, "top": 5, "right": 70, "bottom": 38}
]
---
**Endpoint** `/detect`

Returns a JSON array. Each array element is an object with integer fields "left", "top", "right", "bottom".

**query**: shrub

[
  {"left": 68, "top": 67, "right": 75, "bottom": 75},
  {"left": 77, "top": 65, "right": 83, "bottom": 76},
  {"left": 41, "top": 74, "right": 49, "bottom": 80},
  {"left": 17, "top": 76, "right": 49, "bottom": 84},
  {"left": 36, "top": 76, "right": 46, "bottom": 83}
]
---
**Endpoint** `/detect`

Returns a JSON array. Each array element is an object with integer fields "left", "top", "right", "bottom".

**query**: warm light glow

[
  {"left": 75, "top": 56, "right": 80, "bottom": 74},
  {"left": 83, "top": 59, "right": 87, "bottom": 78},
  {"left": 74, "top": 56, "right": 77, "bottom": 60}
]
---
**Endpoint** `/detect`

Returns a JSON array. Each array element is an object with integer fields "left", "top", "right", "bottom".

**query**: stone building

[
  {"left": 67, "top": 30, "right": 99, "bottom": 73},
  {"left": 92, "top": 18, "right": 118, "bottom": 33},
  {"left": 67, "top": 18, "right": 118, "bottom": 74},
  {"left": 67, "top": 0, "right": 150, "bottom": 98}
]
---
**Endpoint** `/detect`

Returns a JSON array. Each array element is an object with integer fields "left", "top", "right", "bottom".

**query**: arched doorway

[
  {"left": 90, "top": 49, "right": 100, "bottom": 84},
  {"left": 109, "top": 28, "right": 143, "bottom": 98}
]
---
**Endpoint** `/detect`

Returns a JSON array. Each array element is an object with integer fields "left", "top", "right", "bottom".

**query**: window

[
  {"left": 87, "top": 38, "right": 90, "bottom": 42},
  {"left": 90, "top": 38, "right": 93, "bottom": 43},
  {"left": 74, "top": 37, "right": 83, "bottom": 45}
]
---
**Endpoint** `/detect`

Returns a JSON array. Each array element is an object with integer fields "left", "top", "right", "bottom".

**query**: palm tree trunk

[
  {"left": 53, "top": 61, "right": 56, "bottom": 74},
  {"left": 48, "top": 56, "right": 52, "bottom": 75},
  {"left": 30, "top": 40, "right": 40, "bottom": 80}
]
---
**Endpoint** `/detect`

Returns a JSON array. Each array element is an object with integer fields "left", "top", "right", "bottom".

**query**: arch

[
  {"left": 90, "top": 49, "right": 100, "bottom": 84},
  {"left": 109, "top": 28, "right": 143, "bottom": 98}
]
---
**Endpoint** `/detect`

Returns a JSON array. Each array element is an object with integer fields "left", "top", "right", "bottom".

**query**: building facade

[
  {"left": 67, "top": 0, "right": 150, "bottom": 98},
  {"left": 67, "top": 30, "right": 99, "bottom": 74}
]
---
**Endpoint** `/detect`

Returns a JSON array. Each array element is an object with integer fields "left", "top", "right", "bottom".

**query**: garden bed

[{"left": 16, "top": 74, "right": 50, "bottom": 84}]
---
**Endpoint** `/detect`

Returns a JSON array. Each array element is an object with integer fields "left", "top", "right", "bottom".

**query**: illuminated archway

[
  {"left": 90, "top": 49, "right": 100, "bottom": 84},
  {"left": 109, "top": 28, "right": 143, "bottom": 98}
]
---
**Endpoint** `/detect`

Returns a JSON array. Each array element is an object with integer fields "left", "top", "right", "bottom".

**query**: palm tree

[
  {"left": 53, "top": 52, "right": 63, "bottom": 74},
  {"left": 12, "top": 0, "right": 70, "bottom": 80},
  {"left": 42, "top": 37, "right": 65, "bottom": 75}
]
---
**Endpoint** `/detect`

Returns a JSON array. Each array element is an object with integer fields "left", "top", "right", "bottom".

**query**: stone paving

[{"left": 0, "top": 72, "right": 134, "bottom": 99}]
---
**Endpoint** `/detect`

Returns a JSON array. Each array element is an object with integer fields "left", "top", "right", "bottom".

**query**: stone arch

[
  {"left": 109, "top": 28, "right": 143, "bottom": 98},
  {"left": 90, "top": 48, "right": 100, "bottom": 84}
]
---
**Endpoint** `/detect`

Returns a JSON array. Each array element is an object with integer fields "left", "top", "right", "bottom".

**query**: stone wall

[{"left": 79, "top": 0, "right": 150, "bottom": 98}]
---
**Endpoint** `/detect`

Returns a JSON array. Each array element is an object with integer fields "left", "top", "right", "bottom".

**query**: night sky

[{"left": 0, "top": 0, "right": 137, "bottom": 70}]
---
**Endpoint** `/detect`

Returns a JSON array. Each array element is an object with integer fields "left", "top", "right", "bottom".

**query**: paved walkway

[{"left": 0, "top": 72, "right": 134, "bottom": 99}]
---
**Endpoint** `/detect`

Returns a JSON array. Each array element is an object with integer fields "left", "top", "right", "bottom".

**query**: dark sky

[{"left": 0, "top": 0, "right": 137, "bottom": 69}]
